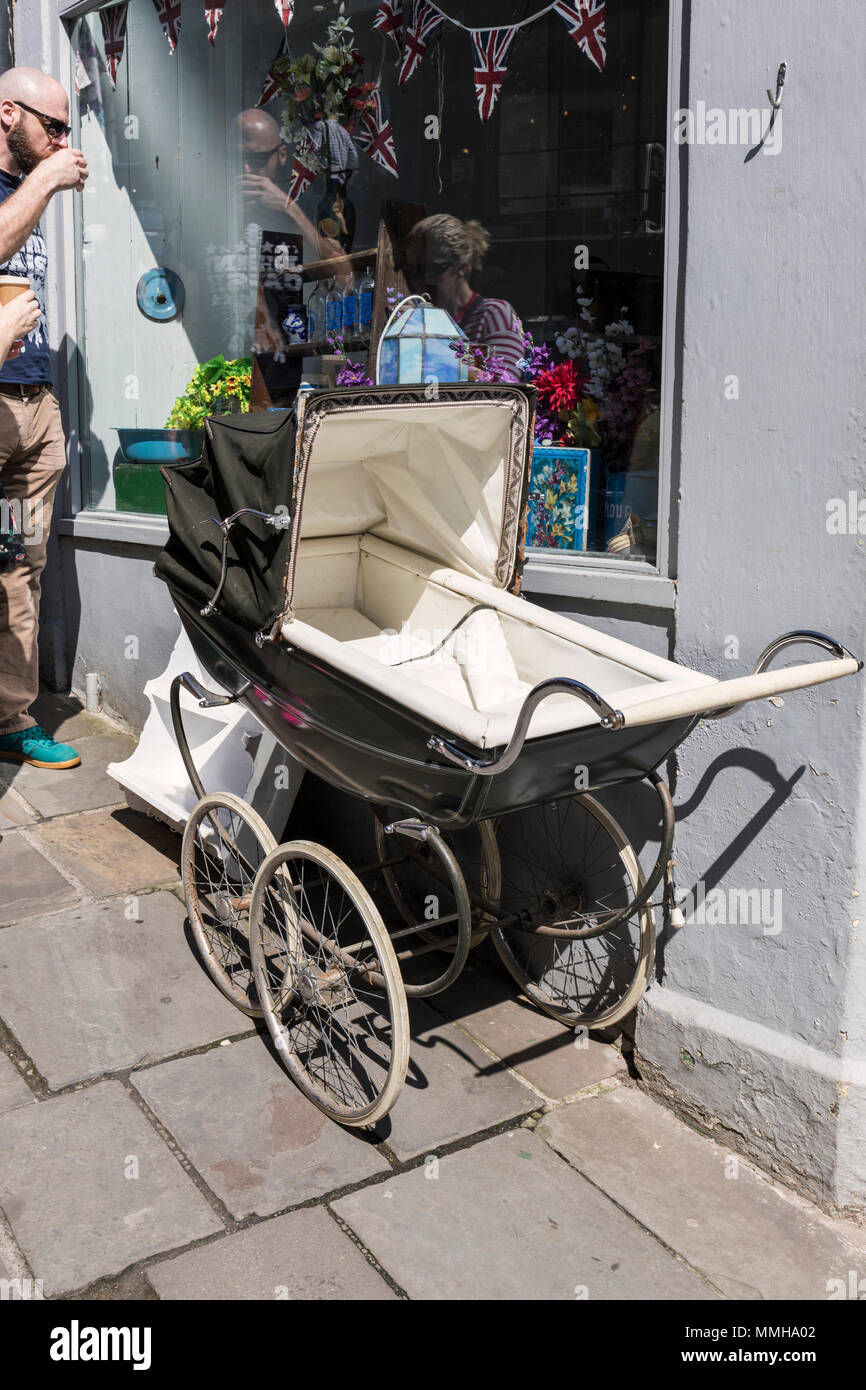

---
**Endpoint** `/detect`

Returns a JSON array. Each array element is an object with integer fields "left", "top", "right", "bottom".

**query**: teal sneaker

[{"left": 0, "top": 725, "right": 81, "bottom": 769}]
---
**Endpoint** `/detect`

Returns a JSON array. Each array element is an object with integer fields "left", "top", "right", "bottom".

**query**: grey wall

[{"left": 634, "top": 0, "right": 866, "bottom": 1214}]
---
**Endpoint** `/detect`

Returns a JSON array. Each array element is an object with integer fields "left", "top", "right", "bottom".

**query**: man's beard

[{"left": 7, "top": 124, "right": 42, "bottom": 175}]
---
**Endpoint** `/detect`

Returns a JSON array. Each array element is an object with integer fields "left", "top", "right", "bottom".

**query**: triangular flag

[
  {"left": 205, "top": 8, "right": 223, "bottom": 46},
  {"left": 152, "top": 0, "right": 182, "bottom": 53},
  {"left": 469, "top": 27, "right": 518, "bottom": 122},
  {"left": 356, "top": 86, "right": 399, "bottom": 176},
  {"left": 99, "top": 3, "right": 129, "bottom": 89},
  {"left": 273, "top": 1, "right": 294, "bottom": 25},
  {"left": 552, "top": 0, "right": 606, "bottom": 72},
  {"left": 399, "top": 0, "right": 443, "bottom": 84},
  {"left": 255, "top": 34, "right": 289, "bottom": 107},
  {"left": 373, "top": 1, "right": 403, "bottom": 52}
]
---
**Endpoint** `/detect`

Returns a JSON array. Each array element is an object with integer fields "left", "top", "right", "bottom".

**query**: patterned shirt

[
  {"left": 453, "top": 292, "right": 525, "bottom": 380},
  {"left": 0, "top": 168, "right": 51, "bottom": 385}
]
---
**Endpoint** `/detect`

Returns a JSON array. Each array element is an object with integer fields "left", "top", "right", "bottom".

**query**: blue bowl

[{"left": 116, "top": 428, "right": 203, "bottom": 464}]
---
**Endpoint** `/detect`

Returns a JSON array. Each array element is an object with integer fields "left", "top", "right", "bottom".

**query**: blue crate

[{"left": 526, "top": 446, "right": 593, "bottom": 551}]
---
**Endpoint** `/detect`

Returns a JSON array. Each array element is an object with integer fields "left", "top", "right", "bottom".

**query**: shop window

[{"left": 67, "top": 0, "right": 669, "bottom": 565}]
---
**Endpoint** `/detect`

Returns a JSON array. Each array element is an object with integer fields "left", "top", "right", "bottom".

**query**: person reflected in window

[{"left": 404, "top": 214, "right": 525, "bottom": 380}]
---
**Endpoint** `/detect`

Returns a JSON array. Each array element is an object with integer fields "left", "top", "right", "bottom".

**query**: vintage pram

[{"left": 154, "top": 382, "right": 861, "bottom": 1128}]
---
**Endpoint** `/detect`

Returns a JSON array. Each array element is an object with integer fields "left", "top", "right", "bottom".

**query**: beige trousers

[{"left": 0, "top": 388, "right": 66, "bottom": 735}]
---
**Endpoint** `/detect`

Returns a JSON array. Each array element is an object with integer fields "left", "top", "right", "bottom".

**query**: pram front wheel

[
  {"left": 181, "top": 792, "right": 277, "bottom": 1017},
  {"left": 489, "top": 795, "right": 655, "bottom": 1029},
  {"left": 249, "top": 840, "right": 410, "bottom": 1128}
]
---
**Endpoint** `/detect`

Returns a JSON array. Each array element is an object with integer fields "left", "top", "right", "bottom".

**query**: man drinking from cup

[{"left": 0, "top": 67, "right": 89, "bottom": 769}]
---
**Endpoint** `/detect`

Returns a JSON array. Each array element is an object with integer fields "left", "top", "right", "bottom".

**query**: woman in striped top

[{"left": 404, "top": 214, "right": 525, "bottom": 380}]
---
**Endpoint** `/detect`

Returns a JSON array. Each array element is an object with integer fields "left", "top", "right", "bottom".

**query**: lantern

[{"left": 375, "top": 294, "right": 470, "bottom": 385}]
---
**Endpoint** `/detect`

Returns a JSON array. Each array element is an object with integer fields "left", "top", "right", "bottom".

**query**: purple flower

[{"left": 336, "top": 359, "right": 374, "bottom": 386}]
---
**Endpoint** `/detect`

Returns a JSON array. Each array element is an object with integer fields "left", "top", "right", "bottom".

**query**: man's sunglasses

[
  {"left": 242, "top": 144, "right": 282, "bottom": 171},
  {"left": 12, "top": 101, "right": 71, "bottom": 141}
]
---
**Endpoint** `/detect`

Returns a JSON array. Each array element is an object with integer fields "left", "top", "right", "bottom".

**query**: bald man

[{"left": 0, "top": 68, "right": 88, "bottom": 772}]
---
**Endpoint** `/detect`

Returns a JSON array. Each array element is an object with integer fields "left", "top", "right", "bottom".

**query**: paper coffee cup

[{"left": 0, "top": 275, "right": 30, "bottom": 305}]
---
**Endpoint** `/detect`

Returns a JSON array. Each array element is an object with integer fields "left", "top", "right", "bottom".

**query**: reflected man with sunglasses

[{"left": 0, "top": 67, "right": 89, "bottom": 772}]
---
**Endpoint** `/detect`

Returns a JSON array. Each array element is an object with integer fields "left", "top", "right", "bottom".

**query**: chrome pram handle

[
  {"left": 703, "top": 629, "right": 862, "bottom": 720},
  {"left": 200, "top": 508, "right": 292, "bottom": 619},
  {"left": 427, "top": 677, "right": 624, "bottom": 777}
]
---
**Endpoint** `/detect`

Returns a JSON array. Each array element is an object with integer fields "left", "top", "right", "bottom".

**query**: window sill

[
  {"left": 522, "top": 554, "right": 676, "bottom": 610},
  {"left": 58, "top": 511, "right": 170, "bottom": 547}
]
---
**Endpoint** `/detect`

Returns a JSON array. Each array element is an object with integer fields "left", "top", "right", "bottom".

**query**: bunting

[
  {"left": 255, "top": 34, "right": 289, "bottom": 107},
  {"left": 373, "top": 0, "right": 403, "bottom": 52},
  {"left": 152, "top": 0, "right": 182, "bottom": 53},
  {"left": 273, "top": 1, "right": 295, "bottom": 25},
  {"left": 356, "top": 86, "right": 399, "bottom": 176},
  {"left": 552, "top": 0, "right": 606, "bottom": 72},
  {"left": 205, "top": 8, "right": 223, "bottom": 45},
  {"left": 470, "top": 27, "right": 518, "bottom": 122},
  {"left": 288, "top": 154, "right": 317, "bottom": 203},
  {"left": 99, "top": 3, "right": 129, "bottom": 88},
  {"left": 399, "top": 0, "right": 444, "bottom": 84}
]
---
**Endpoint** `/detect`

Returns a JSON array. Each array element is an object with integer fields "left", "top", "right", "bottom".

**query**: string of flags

[{"left": 382, "top": 0, "right": 606, "bottom": 120}]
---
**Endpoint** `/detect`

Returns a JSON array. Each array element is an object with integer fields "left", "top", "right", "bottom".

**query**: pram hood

[{"left": 155, "top": 383, "right": 535, "bottom": 637}]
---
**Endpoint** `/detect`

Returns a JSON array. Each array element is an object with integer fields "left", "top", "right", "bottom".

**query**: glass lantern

[{"left": 376, "top": 295, "right": 470, "bottom": 385}]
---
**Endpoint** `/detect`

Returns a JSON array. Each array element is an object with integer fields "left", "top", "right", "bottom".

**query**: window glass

[{"left": 72, "top": 0, "right": 668, "bottom": 564}]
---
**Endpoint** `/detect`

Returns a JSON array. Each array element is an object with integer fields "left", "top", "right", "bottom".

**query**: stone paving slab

[
  {"left": 32, "top": 806, "right": 180, "bottom": 897},
  {"left": 0, "top": 781, "right": 36, "bottom": 830},
  {"left": 0, "top": 1081, "right": 223, "bottom": 1296},
  {"left": 0, "top": 1054, "right": 35, "bottom": 1116},
  {"left": 335, "top": 1130, "right": 717, "bottom": 1300},
  {"left": 0, "top": 731, "right": 136, "bottom": 819},
  {"left": 375, "top": 999, "right": 533, "bottom": 1160},
  {"left": 432, "top": 964, "right": 626, "bottom": 1099},
  {"left": 0, "top": 830, "right": 79, "bottom": 925},
  {"left": 29, "top": 692, "right": 108, "bottom": 744},
  {"left": 537, "top": 1085, "right": 866, "bottom": 1300},
  {"left": 147, "top": 1207, "right": 396, "bottom": 1300},
  {"left": 0, "top": 893, "right": 242, "bottom": 1088},
  {"left": 132, "top": 1037, "right": 390, "bottom": 1219}
]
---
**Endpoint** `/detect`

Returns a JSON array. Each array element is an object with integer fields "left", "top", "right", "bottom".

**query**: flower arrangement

[
  {"left": 275, "top": 11, "right": 375, "bottom": 179},
  {"left": 165, "top": 355, "right": 252, "bottom": 429}
]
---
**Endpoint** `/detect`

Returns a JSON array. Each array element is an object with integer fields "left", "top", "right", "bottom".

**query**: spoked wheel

[
  {"left": 371, "top": 808, "right": 500, "bottom": 996},
  {"left": 489, "top": 795, "right": 655, "bottom": 1028},
  {"left": 181, "top": 792, "right": 278, "bottom": 1016},
  {"left": 249, "top": 840, "right": 410, "bottom": 1128}
]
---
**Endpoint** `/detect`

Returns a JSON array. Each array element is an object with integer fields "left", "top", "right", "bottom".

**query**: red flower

[
  {"left": 535, "top": 360, "right": 589, "bottom": 414},
  {"left": 294, "top": 85, "right": 311, "bottom": 101}
]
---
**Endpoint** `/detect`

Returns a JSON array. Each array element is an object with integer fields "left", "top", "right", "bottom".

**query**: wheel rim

[
  {"left": 250, "top": 841, "right": 410, "bottom": 1127},
  {"left": 490, "top": 796, "right": 655, "bottom": 1028},
  {"left": 181, "top": 794, "right": 277, "bottom": 1017}
]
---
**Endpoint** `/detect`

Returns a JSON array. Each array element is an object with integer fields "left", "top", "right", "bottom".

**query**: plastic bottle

[
  {"left": 341, "top": 275, "right": 359, "bottom": 337},
  {"left": 307, "top": 281, "right": 325, "bottom": 343},
  {"left": 358, "top": 265, "right": 375, "bottom": 332},
  {"left": 324, "top": 278, "right": 342, "bottom": 338}
]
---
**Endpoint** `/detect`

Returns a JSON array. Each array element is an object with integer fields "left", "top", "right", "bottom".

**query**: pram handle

[
  {"left": 427, "top": 677, "right": 624, "bottom": 777},
  {"left": 703, "top": 630, "right": 862, "bottom": 719}
]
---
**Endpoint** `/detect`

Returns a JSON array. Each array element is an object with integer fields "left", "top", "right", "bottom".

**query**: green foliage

[
  {"left": 275, "top": 13, "right": 375, "bottom": 165},
  {"left": 165, "top": 355, "right": 252, "bottom": 430}
]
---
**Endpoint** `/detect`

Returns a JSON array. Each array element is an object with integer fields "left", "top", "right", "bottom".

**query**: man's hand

[
  {"left": 241, "top": 174, "right": 288, "bottom": 216},
  {"left": 40, "top": 147, "right": 89, "bottom": 193}
]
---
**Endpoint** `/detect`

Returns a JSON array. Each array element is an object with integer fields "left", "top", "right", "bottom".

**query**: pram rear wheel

[
  {"left": 489, "top": 795, "right": 655, "bottom": 1029},
  {"left": 249, "top": 840, "right": 410, "bottom": 1127},
  {"left": 181, "top": 792, "right": 277, "bottom": 1017}
]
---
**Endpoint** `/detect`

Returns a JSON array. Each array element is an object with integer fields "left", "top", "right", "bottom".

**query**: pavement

[{"left": 1, "top": 693, "right": 865, "bottom": 1301}]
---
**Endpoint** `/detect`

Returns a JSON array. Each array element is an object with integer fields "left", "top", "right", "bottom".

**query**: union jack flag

[
  {"left": 470, "top": 27, "right": 518, "bottom": 122},
  {"left": 553, "top": 0, "right": 606, "bottom": 72},
  {"left": 288, "top": 154, "right": 317, "bottom": 204},
  {"left": 398, "top": 0, "right": 443, "bottom": 84},
  {"left": 255, "top": 34, "right": 289, "bottom": 107},
  {"left": 152, "top": 0, "right": 182, "bottom": 53},
  {"left": 356, "top": 85, "right": 399, "bottom": 177},
  {"left": 373, "top": 0, "right": 403, "bottom": 52},
  {"left": 273, "top": 0, "right": 294, "bottom": 25},
  {"left": 99, "top": 3, "right": 128, "bottom": 88},
  {"left": 205, "top": 8, "right": 223, "bottom": 46}
]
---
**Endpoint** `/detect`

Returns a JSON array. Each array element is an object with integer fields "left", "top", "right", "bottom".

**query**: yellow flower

[
  {"left": 566, "top": 473, "right": 579, "bottom": 493},
  {"left": 552, "top": 523, "right": 565, "bottom": 537},
  {"left": 580, "top": 397, "right": 602, "bottom": 424},
  {"left": 545, "top": 489, "right": 557, "bottom": 510}
]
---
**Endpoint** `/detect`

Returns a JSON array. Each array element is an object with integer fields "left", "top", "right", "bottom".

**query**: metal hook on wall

[{"left": 767, "top": 62, "right": 787, "bottom": 110}]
